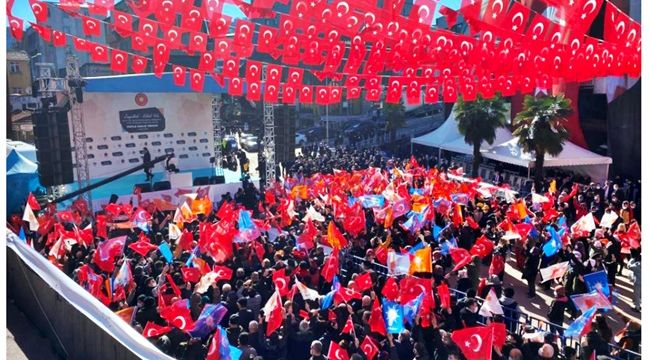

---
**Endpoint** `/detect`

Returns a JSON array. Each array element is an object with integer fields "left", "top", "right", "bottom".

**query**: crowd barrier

[
  {"left": 340, "top": 252, "right": 641, "bottom": 360},
  {"left": 90, "top": 179, "right": 258, "bottom": 213},
  {"left": 6, "top": 233, "right": 174, "bottom": 360}
]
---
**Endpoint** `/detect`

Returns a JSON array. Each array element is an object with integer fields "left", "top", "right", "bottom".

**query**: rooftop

[{"left": 7, "top": 51, "right": 30, "bottom": 62}]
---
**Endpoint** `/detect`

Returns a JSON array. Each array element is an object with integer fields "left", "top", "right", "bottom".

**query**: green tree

[
  {"left": 512, "top": 94, "right": 572, "bottom": 184},
  {"left": 384, "top": 100, "right": 406, "bottom": 143},
  {"left": 454, "top": 93, "right": 508, "bottom": 177}
]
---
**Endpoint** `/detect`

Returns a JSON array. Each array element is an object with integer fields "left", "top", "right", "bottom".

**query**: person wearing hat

[{"left": 547, "top": 285, "right": 568, "bottom": 337}]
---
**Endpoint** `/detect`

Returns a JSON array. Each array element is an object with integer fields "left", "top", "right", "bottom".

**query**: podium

[{"left": 170, "top": 172, "right": 193, "bottom": 189}]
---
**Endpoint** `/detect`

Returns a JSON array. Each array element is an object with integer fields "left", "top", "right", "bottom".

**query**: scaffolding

[{"left": 211, "top": 95, "right": 224, "bottom": 175}]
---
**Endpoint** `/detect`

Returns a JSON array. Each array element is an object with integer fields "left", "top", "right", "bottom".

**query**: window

[{"left": 9, "top": 62, "right": 20, "bottom": 73}]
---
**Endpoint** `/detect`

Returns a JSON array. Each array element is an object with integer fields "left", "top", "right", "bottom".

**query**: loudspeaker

[
  {"left": 135, "top": 183, "right": 152, "bottom": 193},
  {"left": 274, "top": 105, "right": 296, "bottom": 164},
  {"left": 153, "top": 181, "right": 171, "bottom": 191},
  {"left": 109, "top": 194, "right": 119, "bottom": 204},
  {"left": 193, "top": 176, "right": 210, "bottom": 186},
  {"left": 33, "top": 108, "right": 74, "bottom": 187},
  {"left": 214, "top": 175, "right": 225, "bottom": 184}
]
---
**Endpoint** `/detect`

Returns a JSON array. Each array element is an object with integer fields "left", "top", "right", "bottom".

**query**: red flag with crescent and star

[{"left": 451, "top": 325, "right": 494, "bottom": 360}]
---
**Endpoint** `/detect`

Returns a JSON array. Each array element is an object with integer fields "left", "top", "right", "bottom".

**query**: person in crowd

[
  {"left": 142, "top": 147, "right": 153, "bottom": 182},
  {"left": 11, "top": 146, "right": 642, "bottom": 360}
]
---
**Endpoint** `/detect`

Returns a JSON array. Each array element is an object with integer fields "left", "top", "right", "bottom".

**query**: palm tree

[
  {"left": 384, "top": 100, "right": 406, "bottom": 143},
  {"left": 454, "top": 93, "right": 507, "bottom": 177},
  {"left": 512, "top": 94, "right": 572, "bottom": 185}
]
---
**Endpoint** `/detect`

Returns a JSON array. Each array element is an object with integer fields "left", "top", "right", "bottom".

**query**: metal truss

[
  {"left": 65, "top": 54, "right": 92, "bottom": 208},
  {"left": 211, "top": 95, "right": 224, "bottom": 175},
  {"left": 262, "top": 67, "right": 275, "bottom": 187}
]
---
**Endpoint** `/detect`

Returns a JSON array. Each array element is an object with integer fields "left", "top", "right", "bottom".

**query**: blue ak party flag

[{"left": 382, "top": 299, "right": 405, "bottom": 334}]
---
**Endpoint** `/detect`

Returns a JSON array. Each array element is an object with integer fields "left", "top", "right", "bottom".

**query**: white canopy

[
  {"left": 411, "top": 107, "right": 613, "bottom": 184},
  {"left": 411, "top": 104, "right": 512, "bottom": 153},
  {"left": 481, "top": 138, "right": 612, "bottom": 183}
]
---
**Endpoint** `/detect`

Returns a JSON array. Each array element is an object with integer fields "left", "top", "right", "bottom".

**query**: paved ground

[
  {"left": 6, "top": 299, "right": 60, "bottom": 360},
  {"left": 492, "top": 254, "right": 640, "bottom": 332}
]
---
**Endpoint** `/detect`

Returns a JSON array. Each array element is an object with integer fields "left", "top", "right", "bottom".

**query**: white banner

[
  {"left": 73, "top": 92, "right": 215, "bottom": 179},
  {"left": 6, "top": 233, "right": 174, "bottom": 360}
]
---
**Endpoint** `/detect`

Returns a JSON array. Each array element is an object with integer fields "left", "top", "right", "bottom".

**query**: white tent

[
  {"left": 411, "top": 104, "right": 512, "bottom": 155},
  {"left": 481, "top": 138, "right": 613, "bottom": 183}
]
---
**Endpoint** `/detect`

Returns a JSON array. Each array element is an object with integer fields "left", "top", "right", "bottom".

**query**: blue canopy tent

[{"left": 7, "top": 148, "right": 43, "bottom": 215}]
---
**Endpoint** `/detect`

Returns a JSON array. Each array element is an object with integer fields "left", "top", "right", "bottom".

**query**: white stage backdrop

[{"left": 73, "top": 92, "right": 214, "bottom": 179}]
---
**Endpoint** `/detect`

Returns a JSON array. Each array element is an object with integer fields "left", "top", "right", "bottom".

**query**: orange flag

[
  {"left": 513, "top": 200, "right": 528, "bottom": 220},
  {"left": 115, "top": 306, "right": 135, "bottom": 323},
  {"left": 191, "top": 198, "right": 213, "bottom": 215},
  {"left": 327, "top": 221, "right": 348, "bottom": 250},
  {"left": 409, "top": 247, "right": 432, "bottom": 274}
]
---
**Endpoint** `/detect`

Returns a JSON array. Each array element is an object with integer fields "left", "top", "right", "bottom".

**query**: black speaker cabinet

[{"left": 33, "top": 108, "right": 74, "bottom": 186}]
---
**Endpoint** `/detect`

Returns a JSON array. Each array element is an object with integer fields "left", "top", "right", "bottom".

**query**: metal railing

[{"left": 340, "top": 252, "right": 641, "bottom": 360}]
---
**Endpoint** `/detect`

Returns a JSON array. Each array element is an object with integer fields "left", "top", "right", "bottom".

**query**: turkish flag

[
  {"left": 424, "top": 83, "right": 439, "bottom": 103},
  {"left": 222, "top": 57, "right": 239, "bottom": 78},
  {"left": 369, "top": 298, "right": 387, "bottom": 336},
  {"left": 181, "top": 266, "right": 202, "bottom": 283},
  {"left": 489, "top": 253, "right": 505, "bottom": 277},
  {"left": 163, "top": 26, "right": 183, "bottom": 48},
  {"left": 31, "top": 23, "right": 51, "bottom": 42},
  {"left": 264, "top": 291, "right": 284, "bottom": 335},
  {"left": 321, "top": 249, "right": 339, "bottom": 282},
  {"left": 187, "top": 32, "right": 207, "bottom": 54},
  {"left": 450, "top": 247, "right": 473, "bottom": 272},
  {"left": 8, "top": 16, "right": 23, "bottom": 41},
  {"left": 208, "top": 15, "right": 232, "bottom": 37},
  {"left": 233, "top": 19, "right": 254, "bottom": 56},
  {"left": 247, "top": 82, "right": 261, "bottom": 101},
  {"left": 451, "top": 325, "right": 494, "bottom": 360},
  {"left": 272, "top": 269, "right": 290, "bottom": 296},
  {"left": 172, "top": 65, "right": 186, "bottom": 86},
  {"left": 189, "top": 69, "right": 205, "bottom": 92},
  {"left": 327, "top": 341, "right": 350, "bottom": 360},
  {"left": 355, "top": 272, "right": 373, "bottom": 292},
  {"left": 381, "top": 276, "right": 400, "bottom": 301},
  {"left": 110, "top": 50, "right": 128, "bottom": 73},
  {"left": 128, "top": 240, "right": 158, "bottom": 257},
  {"left": 160, "top": 299, "right": 195, "bottom": 331},
  {"left": 282, "top": 85, "right": 296, "bottom": 104},
  {"left": 81, "top": 16, "right": 102, "bottom": 37},
  {"left": 360, "top": 336, "right": 379, "bottom": 360},
  {"left": 51, "top": 30, "right": 67, "bottom": 47},
  {"left": 483, "top": 0, "right": 508, "bottom": 26},
  {"left": 213, "top": 265, "right": 233, "bottom": 281},
  {"left": 502, "top": 1, "right": 530, "bottom": 34},
  {"left": 265, "top": 64, "right": 282, "bottom": 85},
  {"left": 400, "top": 276, "right": 431, "bottom": 304},
  {"left": 112, "top": 10, "right": 133, "bottom": 37},
  {"left": 228, "top": 77, "right": 244, "bottom": 96},
  {"left": 264, "top": 83, "right": 280, "bottom": 103},
  {"left": 142, "top": 322, "right": 172, "bottom": 338},
  {"left": 257, "top": 25, "right": 279, "bottom": 54},
  {"left": 299, "top": 85, "right": 313, "bottom": 104},
  {"left": 488, "top": 322, "right": 507, "bottom": 349},
  {"left": 470, "top": 235, "right": 494, "bottom": 258},
  {"left": 245, "top": 60, "right": 262, "bottom": 82},
  {"left": 459, "top": 0, "right": 482, "bottom": 21},
  {"left": 131, "top": 55, "right": 148, "bottom": 73},
  {"left": 437, "top": 282, "right": 451, "bottom": 309},
  {"left": 365, "top": 88, "right": 382, "bottom": 102},
  {"left": 29, "top": 0, "right": 48, "bottom": 22},
  {"left": 181, "top": 6, "right": 204, "bottom": 31}
]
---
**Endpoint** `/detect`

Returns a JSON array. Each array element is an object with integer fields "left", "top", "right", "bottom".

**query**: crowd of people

[{"left": 9, "top": 145, "right": 642, "bottom": 360}]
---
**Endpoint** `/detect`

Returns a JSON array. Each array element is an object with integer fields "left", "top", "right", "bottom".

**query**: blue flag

[
  {"left": 433, "top": 224, "right": 443, "bottom": 240},
  {"left": 382, "top": 299, "right": 405, "bottom": 334},
  {"left": 18, "top": 227, "right": 26, "bottom": 241},
  {"left": 321, "top": 275, "right": 341, "bottom": 310},
  {"left": 359, "top": 195, "right": 385, "bottom": 209},
  {"left": 158, "top": 242, "right": 173, "bottom": 263},
  {"left": 403, "top": 293, "right": 424, "bottom": 326},
  {"left": 217, "top": 326, "right": 236, "bottom": 360},
  {"left": 557, "top": 215, "right": 567, "bottom": 227},
  {"left": 228, "top": 345, "right": 242, "bottom": 360},
  {"left": 584, "top": 270, "right": 611, "bottom": 297},
  {"left": 542, "top": 226, "right": 562, "bottom": 257},
  {"left": 408, "top": 241, "right": 426, "bottom": 255},
  {"left": 189, "top": 304, "right": 228, "bottom": 338},
  {"left": 565, "top": 306, "right": 597, "bottom": 338},
  {"left": 238, "top": 210, "right": 255, "bottom": 230},
  {"left": 440, "top": 237, "right": 458, "bottom": 255}
]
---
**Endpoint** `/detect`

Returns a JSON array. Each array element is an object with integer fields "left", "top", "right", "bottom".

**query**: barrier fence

[{"left": 340, "top": 252, "right": 641, "bottom": 360}]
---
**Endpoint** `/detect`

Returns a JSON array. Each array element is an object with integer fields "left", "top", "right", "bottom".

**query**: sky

[{"left": 8, "top": 0, "right": 462, "bottom": 29}]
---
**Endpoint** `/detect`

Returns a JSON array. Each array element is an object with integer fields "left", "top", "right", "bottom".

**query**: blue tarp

[{"left": 7, "top": 149, "right": 42, "bottom": 215}]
